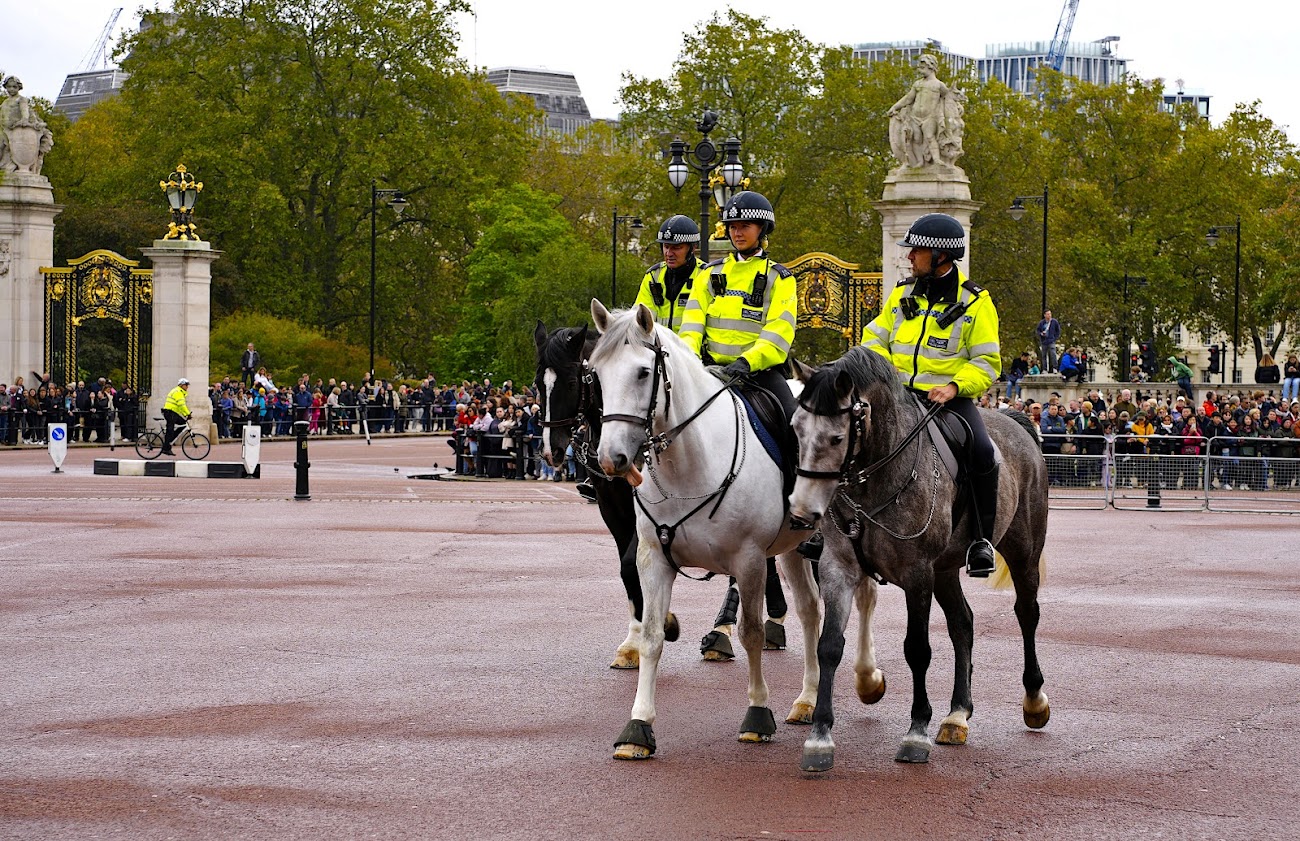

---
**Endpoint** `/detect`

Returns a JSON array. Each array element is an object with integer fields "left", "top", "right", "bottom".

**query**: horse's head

[
  {"left": 788, "top": 356, "right": 873, "bottom": 530},
  {"left": 589, "top": 300, "right": 666, "bottom": 480},
  {"left": 533, "top": 320, "right": 591, "bottom": 467}
]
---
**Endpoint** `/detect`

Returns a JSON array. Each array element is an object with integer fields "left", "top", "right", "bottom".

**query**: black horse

[{"left": 534, "top": 322, "right": 788, "bottom": 667}]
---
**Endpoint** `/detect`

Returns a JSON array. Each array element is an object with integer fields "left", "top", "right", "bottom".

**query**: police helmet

[
  {"left": 720, "top": 191, "right": 775, "bottom": 237},
  {"left": 178, "top": 377, "right": 190, "bottom": 385},
  {"left": 656, "top": 215, "right": 700, "bottom": 244},
  {"left": 897, "top": 213, "right": 966, "bottom": 260}
]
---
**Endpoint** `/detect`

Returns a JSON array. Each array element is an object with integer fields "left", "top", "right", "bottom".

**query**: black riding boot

[{"left": 966, "top": 463, "right": 999, "bottom": 577}]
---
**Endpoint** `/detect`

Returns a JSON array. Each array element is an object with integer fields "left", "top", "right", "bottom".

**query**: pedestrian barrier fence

[{"left": 1041, "top": 434, "right": 1299, "bottom": 514}]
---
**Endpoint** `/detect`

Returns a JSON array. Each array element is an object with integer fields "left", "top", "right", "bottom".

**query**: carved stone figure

[
  {"left": 0, "top": 76, "right": 55, "bottom": 176},
  {"left": 888, "top": 55, "right": 964, "bottom": 169},
  {"left": 0, "top": 239, "right": 10, "bottom": 278}
]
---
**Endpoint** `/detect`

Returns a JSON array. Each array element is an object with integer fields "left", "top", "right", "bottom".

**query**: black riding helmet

[
  {"left": 656, "top": 215, "right": 700, "bottom": 244},
  {"left": 897, "top": 213, "right": 966, "bottom": 260},
  {"left": 720, "top": 191, "right": 775, "bottom": 238}
]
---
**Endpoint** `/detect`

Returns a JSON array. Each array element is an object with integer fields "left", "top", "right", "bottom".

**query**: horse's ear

[
  {"left": 591, "top": 299, "right": 611, "bottom": 332},
  {"left": 834, "top": 369, "right": 854, "bottom": 401},
  {"left": 534, "top": 320, "right": 548, "bottom": 353},
  {"left": 634, "top": 303, "right": 655, "bottom": 336},
  {"left": 568, "top": 324, "right": 588, "bottom": 350},
  {"left": 792, "top": 358, "right": 817, "bottom": 383}
]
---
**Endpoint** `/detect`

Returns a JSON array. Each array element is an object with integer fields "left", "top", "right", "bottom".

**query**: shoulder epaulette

[
  {"left": 649, "top": 262, "right": 665, "bottom": 274},
  {"left": 706, "top": 257, "right": 727, "bottom": 268},
  {"left": 772, "top": 263, "right": 792, "bottom": 279},
  {"left": 961, "top": 281, "right": 985, "bottom": 295}
]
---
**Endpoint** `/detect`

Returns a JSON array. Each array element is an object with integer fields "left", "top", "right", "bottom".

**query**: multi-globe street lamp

[
  {"left": 666, "top": 111, "right": 744, "bottom": 262},
  {"left": 1008, "top": 185, "right": 1050, "bottom": 316},
  {"left": 610, "top": 210, "right": 644, "bottom": 304},
  {"left": 369, "top": 182, "right": 408, "bottom": 377},
  {"left": 1206, "top": 216, "right": 1242, "bottom": 384}
]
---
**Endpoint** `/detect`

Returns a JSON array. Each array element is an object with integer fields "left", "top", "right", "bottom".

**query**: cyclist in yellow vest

[
  {"left": 162, "top": 377, "right": 192, "bottom": 456},
  {"left": 680, "top": 190, "right": 797, "bottom": 420},
  {"left": 635, "top": 215, "right": 709, "bottom": 334},
  {"left": 861, "top": 213, "right": 1002, "bottom": 576}
]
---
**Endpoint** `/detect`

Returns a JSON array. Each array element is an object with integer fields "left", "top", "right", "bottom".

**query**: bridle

[{"left": 796, "top": 389, "right": 944, "bottom": 486}]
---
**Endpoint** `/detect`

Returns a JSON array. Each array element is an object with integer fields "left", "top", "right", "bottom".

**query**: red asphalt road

[{"left": 1, "top": 437, "right": 1298, "bottom": 839}]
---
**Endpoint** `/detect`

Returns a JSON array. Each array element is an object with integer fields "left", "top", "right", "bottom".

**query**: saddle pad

[{"left": 739, "top": 392, "right": 782, "bottom": 469}]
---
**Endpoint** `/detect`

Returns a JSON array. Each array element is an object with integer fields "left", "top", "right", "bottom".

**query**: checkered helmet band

[
  {"left": 657, "top": 215, "right": 700, "bottom": 244},
  {"left": 659, "top": 230, "right": 700, "bottom": 243},
  {"left": 899, "top": 232, "right": 965, "bottom": 249},
  {"left": 722, "top": 206, "right": 775, "bottom": 223}
]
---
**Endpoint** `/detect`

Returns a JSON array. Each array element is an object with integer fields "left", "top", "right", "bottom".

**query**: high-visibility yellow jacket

[
  {"left": 861, "top": 268, "right": 1001, "bottom": 397},
  {"left": 634, "top": 257, "right": 709, "bottom": 333},
  {"left": 680, "top": 250, "right": 796, "bottom": 371},
  {"left": 164, "top": 385, "right": 190, "bottom": 416}
]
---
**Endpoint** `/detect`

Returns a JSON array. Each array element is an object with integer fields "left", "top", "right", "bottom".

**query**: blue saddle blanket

[{"left": 739, "top": 391, "right": 783, "bottom": 469}]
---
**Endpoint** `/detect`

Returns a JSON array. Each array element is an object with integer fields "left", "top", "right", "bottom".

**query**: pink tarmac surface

[{"left": 1, "top": 436, "right": 1298, "bottom": 839}]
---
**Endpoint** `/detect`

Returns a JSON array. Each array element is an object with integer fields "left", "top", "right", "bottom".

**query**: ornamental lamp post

[
  {"left": 1206, "top": 216, "right": 1242, "bottom": 385},
  {"left": 666, "top": 112, "right": 744, "bottom": 262},
  {"left": 610, "top": 209, "right": 644, "bottom": 304},
  {"left": 159, "top": 164, "right": 204, "bottom": 241},
  {"left": 1008, "top": 184, "right": 1049, "bottom": 316},
  {"left": 370, "top": 182, "right": 408, "bottom": 377}
]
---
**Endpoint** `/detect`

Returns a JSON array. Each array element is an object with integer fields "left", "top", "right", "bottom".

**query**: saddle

[
  {"left": 711, "top": 370, "right": 798, "bottom": 501},
  {"left": 914, "top": 393, "right": 967, "bottom": 483}
]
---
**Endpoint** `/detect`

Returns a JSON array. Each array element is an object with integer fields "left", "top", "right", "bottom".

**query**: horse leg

[
  {"left": 736, "top": 560, "right": 776, "bottom": 743},
  {"left": 895, "top": 585, "right": 935, "bottom": 763},
  {"left": 611, "top": 539, "right": 643, "bottom": 670},
  {"left": 764, "top": 556, "right": 788, "bottom": 650},
  {"left": 778, "top": 550, "right": 820, "bottom": 725},
  {"left": 614, "top": 543, "right": 676, "bottom": 760},
  {"left": 1007, "top": 538, "right": 1050, "bottom": 729},
  {"left": 801, "top": 561, "right": 857, "bottom": 772},
  {"left": 933, "top": 569, "right": 975, "bottom": 746},
  {"left": 853, "top": 577, "right": 886, "bottom": 705},
  {"left": 700, "top": 578, "right": 739, "bottom": 661}
]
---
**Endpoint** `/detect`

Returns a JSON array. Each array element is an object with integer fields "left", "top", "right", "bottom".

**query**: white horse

[{"left": 589, "top": 301, "right": 823, "bottom": 760}]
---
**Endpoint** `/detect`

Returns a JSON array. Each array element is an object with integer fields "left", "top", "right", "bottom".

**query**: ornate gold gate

[
  {"left": 41, "top": 250, "right": 153, "bottom": 391},
  {"left": 788, "top": 252, "right": 882, "bottom": 346}
]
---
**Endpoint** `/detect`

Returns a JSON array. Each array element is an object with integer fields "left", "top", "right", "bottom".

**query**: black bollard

[{"left": 293, "top": 419, "right": 311, "bottom": 500}]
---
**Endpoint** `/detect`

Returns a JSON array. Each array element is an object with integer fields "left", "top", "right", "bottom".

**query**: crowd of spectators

[{"left": 0, "top": 374, "right": 142, "bottom": 446}]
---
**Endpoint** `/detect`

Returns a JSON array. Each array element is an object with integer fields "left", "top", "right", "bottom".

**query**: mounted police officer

[
  {"left": 862, "top": 213, "right": 1001, "bottom": 577},
  {"left": 635, "top": 215, "right": 708, "bottom": 333},
  {"left": 680, "top": 190, "right": 797, "bottom": 420}
]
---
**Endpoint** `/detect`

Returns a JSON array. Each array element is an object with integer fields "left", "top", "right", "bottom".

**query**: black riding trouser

[{"left": 940, "top": 396, "right": 995, "bottom": 471}]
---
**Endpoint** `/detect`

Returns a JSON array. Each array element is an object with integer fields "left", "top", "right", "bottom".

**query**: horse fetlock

[
  {"left": 1023, "top": 691, "right": 1051, "bottom": 729},
  {"left": 856, "top": 668, "right": 887, "bottom": 704}
]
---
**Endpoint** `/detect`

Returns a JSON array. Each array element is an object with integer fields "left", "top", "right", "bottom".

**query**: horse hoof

[
  {"left": 856, "top": 670, "right": 886, "bottom": 705},
  {"left": 894, "top": 739, "right": 931, "bottom": 764},
  {"left": 739, "top": 706, "right": 777, "bottom": 743},
  {"left": 700, "top": 630, "right": 734, "bottom": 661},
  {"left": 609, "top": 649, "right": 639, "bottom": 670},
  {"left": 936, "top": 721, "right": 968, "bottom": 745},
  {"left": 785, "top": 701, "right": 815, "bottom": 725},
  {"left": 1023, "top": 692, "right": 1051, "bottom": 729},
  {"left": 738, "top": 731, "right": 773, "bottom": 743},
  {"left": 663, "top": 612, "right": 680, "bottom": 643},
  {"left": 763, "top": 619, "right": 786, "bottom": 650},
  {"left": 613, "top": 743, "right": 653, "bottom": 760},
  {"left": 801, "top": 746, "right": 834, "bottom": 772}
]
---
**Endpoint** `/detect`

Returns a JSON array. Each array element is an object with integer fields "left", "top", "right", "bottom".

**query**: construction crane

[
  {"left": 75, "top": 7, "right": 124, "bottom": 73},
  {"left": 1045, "top": 0, "right": 1080, "bottom": 72}
]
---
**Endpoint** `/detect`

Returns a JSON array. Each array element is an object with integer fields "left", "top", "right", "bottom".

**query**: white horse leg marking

[
  {"left": 629, "top": 541, "right": 674, "bottom": 725},
  {"left": 735, "top": 558, "right": 771, "bottom": 711},
  {"left": 779, "top": 551, "right": 820, "bottom": 723},
  {"left": 854, "top": 579, "right": 886, "bottom": 704},
  {"left": 611, "top": 600, "right": 642, "bottom": 669},
  {"left": 541, "top": 368, "right": 557, "bottom": 464}
]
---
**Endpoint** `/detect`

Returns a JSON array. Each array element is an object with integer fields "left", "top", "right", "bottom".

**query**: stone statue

[
  {"left": 888, "top": 55, "right": 964, "bottom": 169},
  {"left": 0, "top": 240, "right": 10, "bottom": 278},
  {"left": 0, "top": 76, "right": 55, "bottom": 176}
]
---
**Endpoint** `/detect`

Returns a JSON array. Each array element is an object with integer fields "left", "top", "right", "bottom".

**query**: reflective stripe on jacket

[
  {"left": 861, "top": 268, "right": 1001, "bottom": 397},
  {"left": 163, "top": 386, "right": 189, "bottom": 416},
  {"left": 634, "top": 257, "right": 709, "bottom": 333},
  {"left": 680, "top": 251, "right": 796, "bottom": 371}
]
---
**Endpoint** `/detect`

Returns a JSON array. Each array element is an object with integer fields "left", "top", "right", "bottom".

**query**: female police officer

[{"left": 861, "top": 213, "right": 1001, "bottom": 577}]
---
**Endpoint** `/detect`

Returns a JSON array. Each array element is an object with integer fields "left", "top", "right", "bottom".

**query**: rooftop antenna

[{"left": 75, "top": 7, "right": 124, "bottom": 73}]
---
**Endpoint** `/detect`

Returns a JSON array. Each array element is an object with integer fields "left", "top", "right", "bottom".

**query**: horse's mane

[
  {"left": 803, "top": 346, "right": 907, "bottom": 414},
  {"left": 589, "top": 309, "right": 691, "bottom": 369},
  {"left": 538, "top": 326, "right": 597, "bottom": 373}
]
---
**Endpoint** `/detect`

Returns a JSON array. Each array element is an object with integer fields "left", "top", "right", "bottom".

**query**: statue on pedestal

[
  {"left": 888, "top": 55, "right": 965, "bottom": 169},
  {"left": 0, "top": 76, "right": 55, "bottom": 176}
]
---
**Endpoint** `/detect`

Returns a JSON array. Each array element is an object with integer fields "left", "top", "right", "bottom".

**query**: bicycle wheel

[
  {"left": 182, "top": 431, "right": 211, "bottom": 460},
  {"left": 135, "top": 431, "right": 163, "bottom": 460}
]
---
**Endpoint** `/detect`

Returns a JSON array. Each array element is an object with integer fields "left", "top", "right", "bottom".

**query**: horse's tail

[{"left": 987, "top": 549, "right": 1047, "bottom": 590}]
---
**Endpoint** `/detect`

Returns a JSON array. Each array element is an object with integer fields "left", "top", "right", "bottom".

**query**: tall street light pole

[
  {"left": 666, "top": 111, "right": 744, "bottom": 263},
  {"left": 610, "top": 209, "right": 643, "bottom": 305},
  {"left": 370, "top": 182, "right": 407, "bottom": 377},
  {"left": 1008, "top": 184, "right": 1049, "bottom": 316},
  {"left": 1207, "top": 215, "right": 1242, "bottom": 384}
]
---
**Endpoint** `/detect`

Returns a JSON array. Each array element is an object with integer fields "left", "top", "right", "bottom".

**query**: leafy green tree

[{"left": 210, "top": 310, "right": 382, "bottom": 385}]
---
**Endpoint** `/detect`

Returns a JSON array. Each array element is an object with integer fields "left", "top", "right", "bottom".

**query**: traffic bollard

[{"left": 293, "top": 420, "right": 311, "bottom": 500}]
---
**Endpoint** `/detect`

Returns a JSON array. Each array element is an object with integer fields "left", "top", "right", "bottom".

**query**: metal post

[
  {"left": 1232, "top": 214, "right": 1241, "bottom": 386},
  {"left": 369, "top": 181, "right": 377, "bottom": 379},
  {"left": 610, "top": 208, "right": 618, "bottom": 304},
  {"left": 293, "top": 419, "right": 311, "bottom": 500},
  {"left": 1040, "top": 184, "right": 1049, "bottom": 315},
  {"left": 1120, "top": 273, "right": 1129, "bottom": 379},
  {"left": 699, "top": 177, "right": 712, "bottom": 264}
]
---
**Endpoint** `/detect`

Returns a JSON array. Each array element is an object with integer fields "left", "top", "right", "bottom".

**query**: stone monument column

[
  {"left": 871, "top": 55, "right": 981, "bottom": 302},
  {"left": 0, "top": 74, "right": 60, "bottom": 383},
  {"left": 141, "top": 241, "right": 220, "bottom": 431}
]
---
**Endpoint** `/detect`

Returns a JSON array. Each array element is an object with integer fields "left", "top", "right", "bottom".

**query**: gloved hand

[{"left": 723, "top": 358, "right": 751, "bottom": 378}]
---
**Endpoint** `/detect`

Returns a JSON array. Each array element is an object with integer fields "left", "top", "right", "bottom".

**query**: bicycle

[{"left": 135, "top": 416, "right": 211, "bottom": 460}]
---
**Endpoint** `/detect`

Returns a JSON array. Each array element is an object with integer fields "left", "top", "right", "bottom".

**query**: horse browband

[{"left": 796, "top": 391, "right": 944, "bottom": 482}]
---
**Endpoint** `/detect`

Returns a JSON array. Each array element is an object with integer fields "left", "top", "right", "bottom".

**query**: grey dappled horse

[
  {"left": 589, "top": 301, "right": 821, "bottom": 759},
  {"left": 788, "top": 348, "right": 1050, "bottom": 770}
]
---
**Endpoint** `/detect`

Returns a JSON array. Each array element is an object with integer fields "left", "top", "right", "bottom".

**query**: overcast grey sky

[{"left": 3, "top": 0, "right": 1294, "bottom": 137}]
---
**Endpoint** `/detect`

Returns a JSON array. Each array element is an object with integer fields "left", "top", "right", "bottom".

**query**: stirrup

[
  {"left": 966, "top": 539, "right": 995, "bottom": 578},
  {"left": 576, "top": 480, "right": 597, "bottom": 502},
  {"left": 797, "top": 532, "right": 823, "bottom": 560}
]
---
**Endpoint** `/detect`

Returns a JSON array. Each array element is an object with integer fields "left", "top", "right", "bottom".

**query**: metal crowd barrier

[
  {"left": 445, "top": 427, "right": 546, "bottom": 479},
  {"left": 1041, "top": 433, "right": 1299, "bottom": 513}
]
